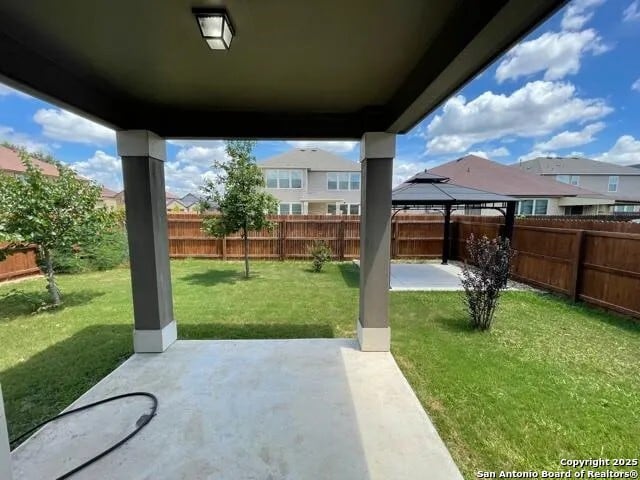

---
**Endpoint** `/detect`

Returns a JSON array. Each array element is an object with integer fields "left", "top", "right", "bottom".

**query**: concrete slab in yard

[
  {"left": 391, "top": 263, "right": 464, "bottom": 291},
  {"left": 11, "top": 339, "right": 463, "bottom": 480}
]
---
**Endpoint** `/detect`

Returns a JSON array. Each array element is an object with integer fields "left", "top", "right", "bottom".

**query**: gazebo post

[
  {"left": 442, "top": 204, "right": 452, "bottom": 265},
  {"left": 504, "top": 201, "right": 517, "bottom": 243}
]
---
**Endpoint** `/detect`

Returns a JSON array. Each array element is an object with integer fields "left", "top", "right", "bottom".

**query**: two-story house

[
  {"left": 259, "top": 149, "right": 361, "bottom": 215},
  {"left": 516, "top": 157, "right": 640, "bottom": 214}
]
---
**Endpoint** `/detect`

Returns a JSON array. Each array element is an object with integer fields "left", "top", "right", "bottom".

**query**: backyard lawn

[{"left": 1, "top": 259, "right": 639, "bottom": 478}]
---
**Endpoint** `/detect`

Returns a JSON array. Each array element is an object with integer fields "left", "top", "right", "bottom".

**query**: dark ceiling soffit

[
  {"left": 0, "top": 30, "right": 130, "bottom": 129},
  {"left": 136, "top": 107, "right": 389, "bottom": 140},
  {"left": 385, "top": 0, "right": 569, "bottom": 133}
]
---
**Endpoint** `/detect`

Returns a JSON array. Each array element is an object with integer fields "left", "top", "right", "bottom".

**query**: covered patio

[{"left": 0, "top": 0, "right": 566, "bottom": 478}]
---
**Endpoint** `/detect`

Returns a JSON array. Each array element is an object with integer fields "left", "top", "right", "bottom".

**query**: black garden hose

[{"left": 10, "top": 392, "right": 158, "bottom": 480}]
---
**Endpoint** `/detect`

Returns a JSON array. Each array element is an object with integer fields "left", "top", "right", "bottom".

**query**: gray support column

[
  {"left": 358, "top": 132, "right": 395, "bottom": 352},
  {"left": 0, "top": 384, "right": 12, "bottom": 480},
  {"left": 117, "top": 130, "right": 176, "bottom": 353}
]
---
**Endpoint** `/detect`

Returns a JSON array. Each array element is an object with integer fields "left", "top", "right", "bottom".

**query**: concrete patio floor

[
  {"left": 390, "top": 263, "right": 465, "bottom": 291},
  {"left": 11, "top": 339, "right": 462, "bottom": 480}
]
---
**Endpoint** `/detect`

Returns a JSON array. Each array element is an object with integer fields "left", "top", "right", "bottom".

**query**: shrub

[
  {"left": 309, "top": 240, "right": 332, "bottom": 272},
  {"left": 460, "top": 234, "right": 514, "bottom": 330},
  {"left": 49, "top": 228, "right": 128, "bottom": 274}
]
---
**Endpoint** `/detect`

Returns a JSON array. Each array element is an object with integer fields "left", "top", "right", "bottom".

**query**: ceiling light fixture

[{"left": 193, "top": 8, "right": 234, "bottom": 50}]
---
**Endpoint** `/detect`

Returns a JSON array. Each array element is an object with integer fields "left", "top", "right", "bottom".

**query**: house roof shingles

[
  {"left": 516, "top": 156, "right": 640, "bottom": 176},
  {"left": 259, "top": 149, "right": 360, "bottom": 172},
  {"left": 0, "top": 145, "right": 59, "bottom": 177},
  {"left": 429, "top": 155, "right": 608, "bottom": 198}
]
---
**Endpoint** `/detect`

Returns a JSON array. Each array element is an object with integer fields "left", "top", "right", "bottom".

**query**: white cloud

[
  {"left": 623, "top": 1, "right": 640, "bottom": 21},
  {"left": 392, "top": 159, "right": 441, "bottom": 187},
  {"left": 0, "top": 125, "right": 51, "bottom": 153},
  {"left": 468, "top": 147, "right": 510, "bottom": 159},
  {"left": 562, "top": 0, "right": 605, "bottom": 30},
  {"left": 534, "top": 122, "right": 605, "bottom": 150},
  {"left": 286, "top": 140, "right": 358, "bottom": 154},
  {"left": 72, "top": 151, "right": 123, "bottom": 190},
  {"left": 33, "top": 108, "right": 115, "bottom": 146},
  {"left": 632, "top": 78, "right": 640, "bottom": 92},
  {"left": 596, "top": 135, "right": 640, "bottom": 165},
  {"left": 495, "top": 29, "right": 608, "bottom": 83},
  {"left": 426, "top": 81, "right": 612, "bottom": 154},
  {"left": 0, "top": 83, "right": 30, "bottom": 98},
  {"left": 175, "top": 143, "right": 227, "bottom": 168}
]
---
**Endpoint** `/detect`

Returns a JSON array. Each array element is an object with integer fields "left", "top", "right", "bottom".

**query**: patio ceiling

[{"left": 0, "top": 0, "right": 566, "bottom": 139}]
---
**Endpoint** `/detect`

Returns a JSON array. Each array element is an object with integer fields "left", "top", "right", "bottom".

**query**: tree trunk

[
  {"left": 43, "top": 248, "right": 61, "bottom": 306},
  {"left": 243, "top": 226, "right": 249, "bottom": 278}
]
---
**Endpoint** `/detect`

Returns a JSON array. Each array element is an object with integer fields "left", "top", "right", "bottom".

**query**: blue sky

[{"left": 1, "top": 0, "right": 639, "bottom": 195}]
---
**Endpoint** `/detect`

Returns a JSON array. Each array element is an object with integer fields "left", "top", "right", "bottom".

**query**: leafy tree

[
  {"left": 200, "top": 140, "right": 278, "bottom": 278},
  {"left": 0, "top": 149, "right": 114, "bottom": 306}
]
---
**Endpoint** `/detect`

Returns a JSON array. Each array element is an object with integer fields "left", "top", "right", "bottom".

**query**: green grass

[{"left": 1, "top": 260, "right": 639, "bottom": 478}]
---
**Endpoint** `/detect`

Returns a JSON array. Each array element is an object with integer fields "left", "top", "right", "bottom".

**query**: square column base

[
  {"left": 133, "top": 320, "right": 177, "bottom": 353},
  {"left": 357, "top": 319, "right": 390, "bottom": 352}
]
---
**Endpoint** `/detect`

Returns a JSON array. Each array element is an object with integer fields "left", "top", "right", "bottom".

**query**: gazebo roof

[{"left": 392, "top": 169, "right": 516, "bottom": 207}]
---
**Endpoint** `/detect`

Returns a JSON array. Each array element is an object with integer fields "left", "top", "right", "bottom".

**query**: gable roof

[
  {"left": 516, "top": 157, "right": 640, "bottom": 176},
  {"left": 180, "top": 193, "right": 201, "bottom": 207},
  {"left": 0, "top": 145, "right": 59, "bottom": 177},
  {"left": 392, "top": 170, "right": 515, "bottom": 206},
  {"left": 429, "top": 155, "right": 607, "bottom": 198},
  {"left": 101, "top": 186, "right": 119, "bottom": 197},
  {"left": 258, "top": 149, "right": 360, "bottom": 172}
]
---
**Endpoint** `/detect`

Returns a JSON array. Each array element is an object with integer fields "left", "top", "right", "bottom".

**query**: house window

[
  {"left": 339, "top": 203, "right": 360, "bottom": 215},
  {"left": 327, "top": 204, "right": 337, "bottom": 215},
  {"left": 608, "top": 175, "right": 618, "bottom": 192},
  {"left": 518, "top": 199, "right": 548, "bottom": 215},
  {"left": 556, "top": 175, "right": 580, "bottom": 186},
  {"left": 614, "top": 205, "right": 637, "bottom": 212},
  {"left": 266, "top": 170, "right": 278, "bottom": 188},
  {"left": 279, "top": 202, "right": 303, "bottom": 215},
  {"left": 327, "top": 172, "right": 360, "bottom": 191},
  {"left": 264, "top": 169, "right": 303, "bottom": 189}
]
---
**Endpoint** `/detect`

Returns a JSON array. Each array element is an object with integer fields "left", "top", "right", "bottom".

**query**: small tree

[
  {"left": 460, "top": 234, "right": 514, "bottom": 330},
  {"left": 200, "top": 141, "right": 278, "bottom": 278},
  {"left": 0, "top": 150, "right": 114, "bottom": 306}
]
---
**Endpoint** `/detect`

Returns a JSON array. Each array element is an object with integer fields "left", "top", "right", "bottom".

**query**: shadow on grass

[
  {"left": 180, "top": 269, "right": 248, "bottom": 286},
  {"left": 179, "top": 322, "right": 335, "bottom": 340},
  {"left": 338, "top": 263, "right": 359, "bottom": 289},
  {"left": 0, "top": 324, "right": 132, "bottom": 441},
  {"left": 0, "top": 289, "right": 106, "bottom": 322}
]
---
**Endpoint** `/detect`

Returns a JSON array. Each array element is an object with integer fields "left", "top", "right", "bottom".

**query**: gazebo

[{"left": 392, "top": 171, "right": 518, "bottom": 264}]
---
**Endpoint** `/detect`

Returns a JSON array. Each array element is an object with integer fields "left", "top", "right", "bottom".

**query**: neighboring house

[
  {"left": 100, "top": 187, "right": 121, "bottom": 209},
  {"left": 0, "top": 145, "right": 119, "bottom": 207},
  {"left": 429, "top": 155, "right": 614, "bottom": 216},
  {"left": 516, "top": 157, "right": 640, "bottom": 214},
  {"left": 259, "top": 148, "right": 361, "bottom": 215}
]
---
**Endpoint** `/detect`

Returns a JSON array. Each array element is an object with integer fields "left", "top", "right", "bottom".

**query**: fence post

[
  {"left": 393, "top": 219, "right": 399, "bottom": 259},
  {"left": 339, "top": 219, "right": 345, "bottom": 261},
  {"left": 221, "top": 236, "right": 227, "bottom": 260},
  {"left": 569, "top": 230, "right": 585, "bottom": 302},
  {"left": 280, "top": 219, "right": 287, "bottom": 261}
]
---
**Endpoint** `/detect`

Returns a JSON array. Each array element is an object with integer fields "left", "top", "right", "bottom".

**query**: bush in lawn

[
  {"left": 50, "top": 225, "right": 128, "bottom": 273},
  {"left": 309, "top": 240, "right": 332, "bottom": 272},
  {"left": 460, "top": 234, "right": 514, "bottom": 331}
]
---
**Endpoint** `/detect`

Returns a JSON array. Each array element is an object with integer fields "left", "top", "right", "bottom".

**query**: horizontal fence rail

[{"left": 2, "top": 213, "right": 639, "bottom": 319}]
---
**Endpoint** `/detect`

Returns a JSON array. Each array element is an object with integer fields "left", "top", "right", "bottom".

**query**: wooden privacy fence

[
  {"left": 168, "top": 214, "right": 445, "bottom": 260},
  {"left": 0, "top": 245, "right": 40, "bottom": 282},
  {"left": 456, "top": 216, "right": 640, "bottom": 319},
  {"left": 1, "top": 214, "right": 639, "bottom": 319}
]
